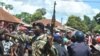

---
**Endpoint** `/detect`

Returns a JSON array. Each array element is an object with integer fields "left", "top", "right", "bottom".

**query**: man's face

[
  {"left": 0, "top": 24, "right": 3, "bottom": 29},
  {"left": 5, "top": 35, "right": 10, "bottom": 41},
  {"left": 0, "top": 21, "right": 4, "bottom": 29},
  {"left": 67, "top": 32, "right": 72, "bottom": 37}
]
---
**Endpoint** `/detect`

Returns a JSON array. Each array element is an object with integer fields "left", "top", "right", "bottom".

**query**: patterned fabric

[
  {"left": 13, "top": 32, "right": 32, "bottom": 43},
  {"left": 94, "top": 44, "right": 100, "bottom": 51},
  {"left": 0, "top": 29, "right": 5, "bottom": 35},
  {"left": 50, "top": 45, "right": 58, "bottom": 56},
  {"left": 12, "top": 32, "right": 27, "bottom": 43},
  {"left": 2, "top": 40, "right": 13, "bottom": 55},
  {"left": 32, "top": 34, "right": 47, "bottom": 56}
]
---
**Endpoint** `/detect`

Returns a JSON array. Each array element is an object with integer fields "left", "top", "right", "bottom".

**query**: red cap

[{"left": 96, "top": 37, "right": 100, "bottom": 43}]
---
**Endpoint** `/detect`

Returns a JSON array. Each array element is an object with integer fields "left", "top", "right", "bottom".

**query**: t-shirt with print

[{"left": 2, "top": 40, "right": 13, "bottom": 55}]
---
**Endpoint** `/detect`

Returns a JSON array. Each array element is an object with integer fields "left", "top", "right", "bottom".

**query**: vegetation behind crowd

[{"left": 1, "top": 1, "right": 100, "bottom": 33}]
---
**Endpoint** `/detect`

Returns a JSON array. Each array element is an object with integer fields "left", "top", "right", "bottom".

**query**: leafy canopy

[{"left": 15, "top": 8, "right": 46, "bottom": 23}]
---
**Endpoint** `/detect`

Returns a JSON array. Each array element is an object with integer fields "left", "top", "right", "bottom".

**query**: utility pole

[{"left": 61, "top": 18, "right": 63, "bottom": 25}]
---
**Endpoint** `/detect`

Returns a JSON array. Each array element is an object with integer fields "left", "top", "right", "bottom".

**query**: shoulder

[
  {"left": 2, "top": 40, "right": 5, "bottom": 43},
  {"left": 70, "top": 42, "right": 76, "bottom": 48},
  {"left": 94, "top": 44, "right": 100, "bottom": 49},
  {"left": 95, "top": 44, "right": 99, "bottom": 47},
  {"left": 9, "top": 41, "right": 13, "bottom": 46}
]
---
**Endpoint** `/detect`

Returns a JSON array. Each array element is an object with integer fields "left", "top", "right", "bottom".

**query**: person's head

[
  {"left": 74, "top": 31, "right": 85, "bottom": 42},
  {"left": 0, "top": 21, "right": 4, "bottom": 29},
  {"left": 32, "top": 22, "right": 36, "bottom": 27},
  {"left": 36, "top": 22, "right": 44, "bottom": 32},
  {"left": 4, "top": 33, "right": 10, "bottom": 42},
  {"left": 33, "top": 22, "right": 45, "bottom": 36},
  {"left": 53, "top": 33, "right": 62, "bottom": 44},
  {"left": 7, "top": 24, "right": 15, "bottom": 32},
  {"left": 18, "top": 25, "right": 27, "bottom": 34},
  {"left": 62, "top": 37, "right": 70, "bottom": 45},
  {"left": 66, "top": 30, "right": 72, "bottom": 39},
  {"left": 33, "top": 27, "right": 42, "bottom": 36},
  {"left": 96, "top": 37, "right": 100, "bottom": 43}
]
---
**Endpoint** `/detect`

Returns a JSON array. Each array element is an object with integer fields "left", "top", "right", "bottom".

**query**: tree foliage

[
  {"left": 31, "top": 8, "right": 46, "bottom": 21},
  {"left": 94, "top": 12, "right": 100, "bottom": 24},
  {"left": 93, "top": 24, "right": 100, "bottom": 31},
  {"left": 36, "top": 8, "right": 46, "bottom": 15},
  {"left": 5, "top": 4, "right": 13, "bottom": 10},
  {"left": 66, "top": 15, "right": 88, "bottom": 32},
  {"left": 0, "top": 2, "right": 5, "bottom": 7},
  {"left": 83, "top": 15, "right": 92, "bottom": 31},
  {"left": 15, "top": 8, "right": 46, "bottom": 23},
  {"left": 83, "top": 15, "right": 91, "bottom": 26},
  {"left": 91, "top": 19, "right": 97, "bottom": 31},
  {"left": 15, "top": 12, "right": 32, "bottom": 23},
  {"left": 0, "top": 2, "right": 13, "bottom": 10},
  {"left": 93, "top": 13, "right": 100, "bottom": 31},
  {"left": 66, "top": 15, "right": 99, "bottom": 33}
]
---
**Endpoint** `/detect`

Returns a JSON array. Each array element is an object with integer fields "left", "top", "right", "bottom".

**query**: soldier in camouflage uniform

[
  {"left": 32, "top": 33, "right": 48, "bottom": 56},
  {"left": 31, "top": 22, "right": 58, "bottom": 56},
  {"left": 31, "top": 22, "right": 47, "bottom": 56},
  {"left": 7, "top": 25, "right": 30, "bottom": 56}
]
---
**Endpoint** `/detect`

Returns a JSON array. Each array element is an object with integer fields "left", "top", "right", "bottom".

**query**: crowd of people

[{"left": 0, "top": 21, "right": 100, "bottom": 56}]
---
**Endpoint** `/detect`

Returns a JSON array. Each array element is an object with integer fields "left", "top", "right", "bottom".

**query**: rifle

[
  {"left": 42, "top": 1, "right": 57, "bottom": 56},
  {"left": 51, "top": 1, "right": 56, "bottom": 36}
]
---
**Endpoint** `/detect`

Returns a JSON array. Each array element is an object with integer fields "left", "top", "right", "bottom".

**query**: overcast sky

[{"left": 1, "top": 0, "right": 100, "bottom": 24}]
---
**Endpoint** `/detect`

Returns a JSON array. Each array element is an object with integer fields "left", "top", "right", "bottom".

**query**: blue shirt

[
  {"left": 68, "top": 42, "right": 90, "bottom": 56},
  {"left": 54, "top": 42, "right": 68, "bottom": 56}
]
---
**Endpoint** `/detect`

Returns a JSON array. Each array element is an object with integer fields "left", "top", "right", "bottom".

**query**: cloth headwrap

[{"left": 63, "top": 37, "right": 69, "bottom": 43}]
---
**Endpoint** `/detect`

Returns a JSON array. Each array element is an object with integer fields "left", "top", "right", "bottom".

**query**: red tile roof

[
  {"left": 34, "top": 19, "right": 62, "bottom": 27},
  {"left": 0, "top": 8, "right": 21, "bottom": 23}
]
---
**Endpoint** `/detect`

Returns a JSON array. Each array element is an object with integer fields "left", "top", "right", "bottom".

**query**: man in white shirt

[{"left": 2, "top": 33, "right": 13, "bottom": 56}]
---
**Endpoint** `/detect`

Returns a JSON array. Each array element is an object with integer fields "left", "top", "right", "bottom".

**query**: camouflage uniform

[
  {"left": 11, "top": 31, "right": 28, "bottom": 56},
  {"left": 32, "top": 34, "right": 47, "bottom": 56}
]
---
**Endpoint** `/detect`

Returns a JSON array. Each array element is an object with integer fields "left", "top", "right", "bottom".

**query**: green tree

[
  {"left": 83, "top": 15, "right": 91, "bottom": 25},
  {"left": 0, "top": 2, "right": 5, "bottom": 7},
  {"left": 36, "top": 8, "right": 46, "bottom": 15},
  {"left": 66, "top": 15, "right": 88, "bottom": 32},
  {"left": 15, "top": 12, "right": 32, "bottom": 23},
  {"left": 91, "top": 19, "right": 97, "bottom": 32},
  {"left": 5, "top": 4, "right": 13, "bottom": 10},
  {"left": 93, "top": 24, "right": 100, "bottom": 31},
  {"left": 92, "top": 13, "right": 100, "bottom": 32},
  {"left": 83, "top": 15, "right": 91, "bottom": 31},
  {"left": 94, "top": 12, "right": 100, "bottom": 24},
  {"left": 31, "top": 8, "right": 46, "bottom": 21},
  {"left": 0, "top": 2, "right": 13, "bottom": 10},
  {"left": 15, "top": 8, "right": 46, "bottom": 23}
]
